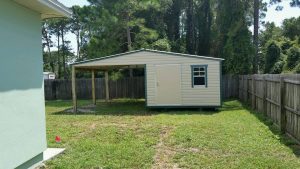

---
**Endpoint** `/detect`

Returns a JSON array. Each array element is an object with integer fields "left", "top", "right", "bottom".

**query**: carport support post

[
  {"left": 72, "top": 66, "right": 77, "bottom": 113},
  {"left": 105, "top": 70, "right": 110, "bottom": 102},
  {"left": 92, "top": 69, "right": 96, "bottom": 105}
]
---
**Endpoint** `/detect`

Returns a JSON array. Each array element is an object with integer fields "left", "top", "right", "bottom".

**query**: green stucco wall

[{"left": 0, "top": 1, "right": 47, "bottom": 168}]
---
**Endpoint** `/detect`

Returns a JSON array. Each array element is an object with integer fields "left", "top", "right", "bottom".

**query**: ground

[{"left": 45, "top": 99, "right": 300, "bottom": 169}]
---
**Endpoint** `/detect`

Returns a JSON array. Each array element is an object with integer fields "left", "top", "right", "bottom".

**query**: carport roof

[{"left": 72, "top": 49, "right": 224, "bottom": 66}]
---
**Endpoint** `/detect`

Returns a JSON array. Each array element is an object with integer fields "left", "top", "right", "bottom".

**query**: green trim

[
  {"left": 15, "top": 153, "right": 43, "bottom": 169},
  {"left": 145, "top": 64, "right": 148, "bottom": 107},
  {"left": 220, "top": 61, "right": 223, "bottom": 106},
  {"left": 191, "top": 65, "right": 208, "bottom": 88},
  {"left": 147, "top": 105, "right": 221, "bottom": 109},
  {"left": 72, "top": 49, "right": 224, "bottom": 66}
]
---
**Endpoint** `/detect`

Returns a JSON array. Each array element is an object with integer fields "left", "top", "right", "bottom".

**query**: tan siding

[{"left": 76, "top": 51, "right": 221, "bottom": 106}]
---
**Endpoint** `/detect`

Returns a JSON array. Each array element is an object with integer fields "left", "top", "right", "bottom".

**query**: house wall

[
  {"left": 0, "top": 1, "right": 46, "bottom": 169},
  {"left": 75, "top": 51, "right": 221, "bottom": 107}
]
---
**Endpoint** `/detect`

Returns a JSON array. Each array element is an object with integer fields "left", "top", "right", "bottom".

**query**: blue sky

[{"left": 58, "top": 0, "right": 300, "bottom": 52}]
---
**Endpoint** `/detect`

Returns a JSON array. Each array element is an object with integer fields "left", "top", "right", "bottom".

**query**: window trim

[{"left": 191, "top": 65, "right": 208, "bottom": 88}]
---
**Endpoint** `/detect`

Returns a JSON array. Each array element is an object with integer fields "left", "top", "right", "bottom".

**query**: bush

[
  {"left": 151, "top": 38, "right": 171, "bottom": 51},
  {"left": 265, "top": 41, "right": 281, "bottom": 73},
  {"left": 270, "top": 60, "right": 285, "bottom": 74},
  {"left": 286, "top": 46, "right": 300, "bottom": 69},
  {"left": 294, "top": 63, "right": 300, "bottom": 73}
]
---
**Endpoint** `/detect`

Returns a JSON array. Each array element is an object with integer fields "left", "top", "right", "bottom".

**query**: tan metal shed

[{"left": 71, "top": 49, "right": 224, "bottom": 111}]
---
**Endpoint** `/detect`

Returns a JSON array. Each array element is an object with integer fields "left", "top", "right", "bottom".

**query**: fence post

[
  {"left": 246, "top": 75, "right": 249, "bottom": 103},
  {"left": 263, "top": 75, "right": 267, "bottom": 116},
  {"left": 252, "top": 75, "right": 256, "bottom": 110},
  {"left": 280, "top": 76, "right": 286, "bottom": 133},
  {"left": 91, "top": 70, "right": 96, "bottom": 105},
  {"left": 241, "top": 75, "right": 243, "bottom": 100}
]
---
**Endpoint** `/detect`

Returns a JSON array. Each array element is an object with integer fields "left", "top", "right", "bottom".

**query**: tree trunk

[
  {"left": 197, "top": 0, "right": 211, "bottom": 56},
  {"left": 57, "top": 30, "right": 61, "bottom": 79},
  {"left": 186, "top": 0, "right": 195, "bottom": 54},
  {"left": 253, "top": 0, "right": 259, "bottom": 73},
  {"left": 43, "top": 27, "right": 55, "bottom": 72},
  {"left": 76, "top": 30, "right": 80, "bottom": 59},
  {"left": 61, "top": 29, "right": 67, "bottom": 79},
  {"left": 126, "top": 13, "right": 133, "bottom": 77},
  {"left": 126, "top": 14, "right": 132, "bottom": 51}
]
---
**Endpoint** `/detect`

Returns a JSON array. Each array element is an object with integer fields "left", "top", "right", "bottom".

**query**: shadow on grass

[
  {"left": 51, "top": 99, "right": 223, "bottom": 116},
  {"left": 240, "top": 101, "right": 300, "bottom": 157}
]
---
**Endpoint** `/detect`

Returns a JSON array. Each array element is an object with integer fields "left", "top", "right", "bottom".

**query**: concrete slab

[{"left": 43, "top": 148, "right": 65, "bottom": 161}]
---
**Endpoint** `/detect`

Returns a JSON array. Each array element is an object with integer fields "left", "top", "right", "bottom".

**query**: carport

[{"left": 71, "top": 64, "right": 145, "bottom": 112}]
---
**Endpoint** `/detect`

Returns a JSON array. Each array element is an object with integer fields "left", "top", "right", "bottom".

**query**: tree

[
  {"left": 59, "top": 18, "right": 71, "bottom": 79},
  {"left": 42, "top": 21, "right": 55, "bottom": 73},
  {"left": 265, "top": 41, "right": 281, "bottom": 73},
  {"left": 197, "top": 0, "right": 212, "bottom": 56},
  {"left": 186, "top": 0, "right": 195, "bottom": 54},
  {"left": 253, "top": 0, "right": 259, "bottom": 73},
  {"left": 282, "top": 17, "right": 300, "bottom": 40},
  {"left": 215, "top": 0, "right": 254, "bottom": 74},
  {"left": 165, "top": 0, "right": 183, "bottom": 52}
]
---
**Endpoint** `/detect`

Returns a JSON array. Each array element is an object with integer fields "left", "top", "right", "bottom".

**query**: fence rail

[
  {"left": 44, "top": 77, "right": 145, "bottom": 100},
  {"left": 44, "top": 75, "right": 238, "bottom": 101},
  {"left": 238, "top": 74, "right": 300, "bottom": 142}
]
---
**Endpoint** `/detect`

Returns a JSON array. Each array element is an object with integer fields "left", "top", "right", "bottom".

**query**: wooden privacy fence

[
  {"left": 44, "top": 77, "right": 145, "bottom": 100},
  {"left": 45, "top": 75, "right": 238, "bottom": 101},
  {"left": 239, "top": 74, "right": 300, "bottom": 142},
  {"left": 222, "top": 75, "right": 239, "bottom": 98}
]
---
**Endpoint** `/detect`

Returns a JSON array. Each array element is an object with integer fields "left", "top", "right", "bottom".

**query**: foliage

[
  {"left": 260, "top": 16, "right": 300, "bottom": 73},
  {"left": 216, "top": 0, "right": 254, "bottom": 74},
  {"left": 265, "top": 41, "right": 281, "bottom": 73},
  {"left": 42, "top": 0, "right": 300, "bottom": 77},
  {"left": 222, "top": 22, "right": 254, "bottom": 74},
  {"left": 282, "top": 17, "right": 300, "bottom": 40},
  {"left": 286, "top": 46, "right": 300, "bottom": 69},
  {"left": 150, "top": 38, "right": 171, "bottom": 51},
  {"left": 294, "top": 63, "right": 300, "bottom": 73},
  {"left": 110, "top": 70, "right": 124, "bottom": 81}
]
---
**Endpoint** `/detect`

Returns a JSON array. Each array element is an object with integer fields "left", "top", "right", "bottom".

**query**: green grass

[{"left": 45, "top": 99, "right": 300, "bottom": 169}]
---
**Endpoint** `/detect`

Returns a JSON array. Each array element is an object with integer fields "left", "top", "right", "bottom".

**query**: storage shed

[
  {"left": 0, "top": 0, "right": 71, "bottom": 169},
  {"left": 43, "top": 72, "right": 56, "bottom": 80},
  {"left": 71, "top": 49, "right": 224, "bottom": 111}
]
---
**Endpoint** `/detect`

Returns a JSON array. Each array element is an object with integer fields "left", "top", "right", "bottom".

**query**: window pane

[
  {"left": 200, "top": 67, "right": 205, "bottom": 71},
  {"left": 194, "top": 67, "right": 199, "bottom": 71},
  {"left": 194, "top": 77, "right": 205, "bottom": 85},
  {"left": 200, "top": 72, "right": 205, "bottom": 76},
  {"left": 194, "top": 72, "right": 200, "bottom": 76}
]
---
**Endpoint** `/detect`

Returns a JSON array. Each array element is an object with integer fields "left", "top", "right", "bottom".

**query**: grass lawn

[{"left": 45, "top": 99, "right": 300, "bottom": 169}]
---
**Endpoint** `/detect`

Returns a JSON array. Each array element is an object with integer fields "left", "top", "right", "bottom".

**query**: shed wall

[
  {"left": 0, "top": 1, "right": 46, "bottom": 168},
  {"left": 75, "top": 51, "right": 221, "bottom": 106}
]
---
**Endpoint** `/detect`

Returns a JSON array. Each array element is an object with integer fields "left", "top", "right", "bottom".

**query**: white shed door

[{"left": 155, "top": 64, "right": 181, "bottom": 105}]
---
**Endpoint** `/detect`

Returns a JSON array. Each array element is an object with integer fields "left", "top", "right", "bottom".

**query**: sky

[{"left": 56, "top": 0, "right": 300, "bottom": 52}]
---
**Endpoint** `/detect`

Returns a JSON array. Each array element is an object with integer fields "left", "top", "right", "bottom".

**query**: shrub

[
  {"left": 286, "top": 46, "right": 300, "bottom": 69},
  {"left": 294, "top": 63, "right": 300, "bottom": 73},
  {"left": 265, "top": 41, "right": 281, "bottom": 73},
  {"left": 151, "top": 38, "right": 171, "bottom": 51}
]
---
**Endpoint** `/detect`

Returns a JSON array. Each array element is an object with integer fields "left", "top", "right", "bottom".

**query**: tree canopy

[{"left": 42, "top": 0, "right": 300, "bottom": 78}]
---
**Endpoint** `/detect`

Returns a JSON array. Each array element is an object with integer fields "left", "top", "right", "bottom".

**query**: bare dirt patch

[{"left": 152, "top": 126, "right": 180, "bottom": 169}]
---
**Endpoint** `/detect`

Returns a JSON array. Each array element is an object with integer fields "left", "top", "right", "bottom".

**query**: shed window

[{"left": 192, "top": 65, "right": 207, "bottom": 87}]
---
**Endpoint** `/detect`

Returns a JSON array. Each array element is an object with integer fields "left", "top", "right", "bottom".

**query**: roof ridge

[{"left": 72, "top": 49, "right": 224, "bottom": 66}]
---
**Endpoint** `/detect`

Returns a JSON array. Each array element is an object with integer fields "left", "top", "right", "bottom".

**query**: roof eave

[
  {"left": 13, "top": 0, "right": 72, "bottom": 19},
  {"left": 39, "top": 0, "right": 72, "bottom": 19}
]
